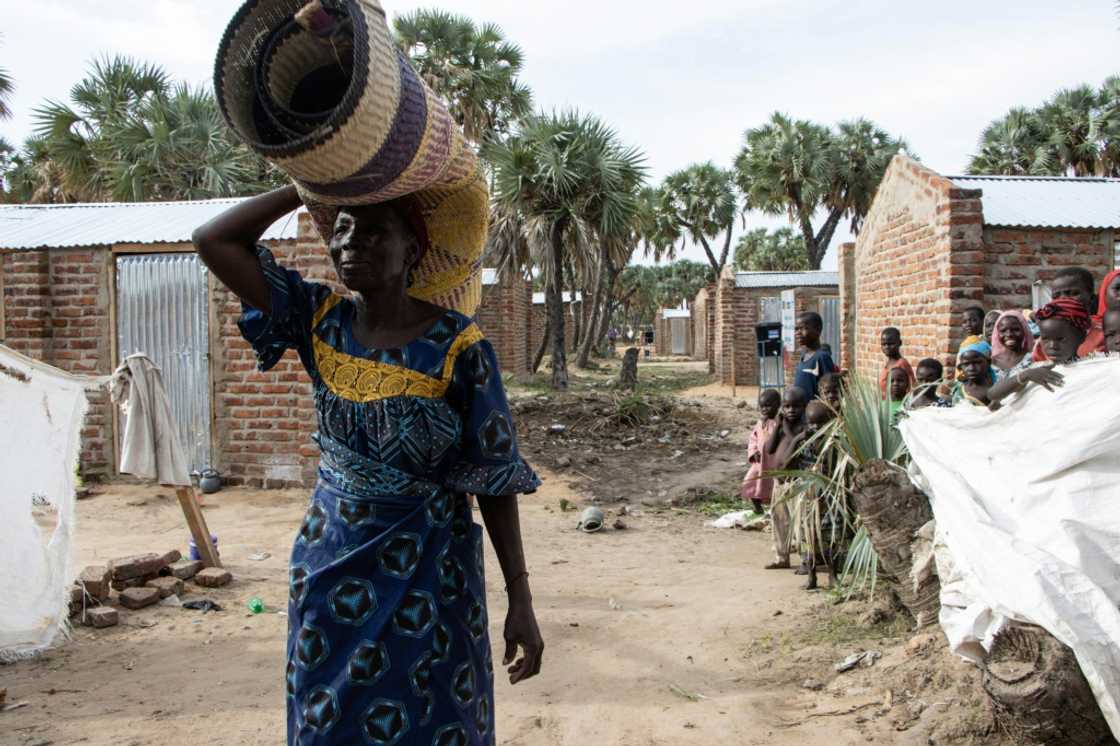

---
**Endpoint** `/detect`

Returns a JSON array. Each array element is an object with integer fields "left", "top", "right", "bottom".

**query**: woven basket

[{"left": 214, "top": 0, "right": 485, "bottom": 315}]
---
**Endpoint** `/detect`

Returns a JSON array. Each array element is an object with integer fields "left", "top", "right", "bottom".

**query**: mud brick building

[
  {"left": 0, "top": 199, "right": 528, "bottom": 488},
  {"left": 842, "top": 156, "right": 1120, "bottom": 380},
  {"left": 703, "top": 267, "right": 840, "bottom": 387}
]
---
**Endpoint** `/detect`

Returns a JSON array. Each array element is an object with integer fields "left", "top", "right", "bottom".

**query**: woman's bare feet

[{"left": 764, "top": 560, "right": 790, "bottom": 570}]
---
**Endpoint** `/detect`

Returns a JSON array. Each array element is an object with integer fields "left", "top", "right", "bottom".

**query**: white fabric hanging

[
  {"left": 109, "top": 354, "right": 191, "bottom": 487},
  {"left": 0, "top": 344, "right": 99, "bottom": 660},
  {"left": 900, "top": 356, "right": 1120, "bottom": 739}
]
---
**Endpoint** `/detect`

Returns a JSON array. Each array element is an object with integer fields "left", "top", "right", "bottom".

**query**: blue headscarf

[{"left": 958, "top": 340, "right": 995, "bottom": 384}]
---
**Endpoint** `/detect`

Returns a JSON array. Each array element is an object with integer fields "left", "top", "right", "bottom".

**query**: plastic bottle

[{"left": 247, "top": 597, "right": 265, "bottom": 614}]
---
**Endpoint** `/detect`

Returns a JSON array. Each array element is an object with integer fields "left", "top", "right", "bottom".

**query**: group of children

[{"left": 740, "top": 265, "right": 1120, "bottom": 590}]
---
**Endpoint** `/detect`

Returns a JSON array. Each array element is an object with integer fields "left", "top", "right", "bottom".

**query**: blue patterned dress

[{"left": 238, "top": 248, "right": 540, "bottom": 746}]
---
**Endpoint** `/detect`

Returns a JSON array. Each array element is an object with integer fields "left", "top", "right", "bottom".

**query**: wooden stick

[{"left": 175, "top": 486, "right": 221, "bottom": 568}]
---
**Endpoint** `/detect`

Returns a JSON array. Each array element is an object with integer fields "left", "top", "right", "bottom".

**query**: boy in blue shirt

[{"left": 793, "top": 312, "right": 836, "bottom": 399}]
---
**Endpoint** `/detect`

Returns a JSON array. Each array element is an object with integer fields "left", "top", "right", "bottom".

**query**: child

[
  {"left": 951, "top": 341, "right": 995, "bottom": 406},
  {"left": 1033, "top": 267, "right": 1105, "bottom": 361},
  {"left": 887, "top": 366, "right": 911, "bottom": 422},
  {"left": 961, "top": 306, "right": 986, "bottom": 345},
  {"left": 741, "top": 389, "right": 781, "bottom": 515},
  {"left": 983, "top": 310, "right": 1001, "bottom": 345},
  {"left": 986, "top": 298, "right": 1083, "bottom": 408},
  {"left": 1105, "top": 308, "right": 1120, "bottom": 354},
  {"left": 819, "top": 372, "right": 843, "bottom": 413},
  {"left": 878, "top": 327, "right": 914, "bottom": 398},
  {"left": 799, "top": 401, "right": 843, "bottom": 591},
  {"left": 1034, "top": 297, "right": 1090, "bottom": 365},
  {"left": 911, "top": 358, "right": 949, "bottom": 409},
  {"left": 793, "top": 312, "right": 837, "bottom": 400},
  {"left": 764, "top": 386, "right": 808, "bottom": 570}
]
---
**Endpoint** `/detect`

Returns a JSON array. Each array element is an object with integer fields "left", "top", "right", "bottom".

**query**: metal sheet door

[
  {"left": 820, "top": 297, "right": 841, "bottom": 362},
  {"left": 670, "top": 318, "right": 687, "bottom": 355},
  {"left": 116, "top": 254, "right": 211, "bottom": 474},
  {"left": 759, "top": 297, "right": 784, "bottom": 388}
]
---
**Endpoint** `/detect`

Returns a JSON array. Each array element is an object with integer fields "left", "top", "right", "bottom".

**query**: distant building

[
  {"left": 654, "top": 307, "right": 693, "bottom": 357},
  {"left": 699, "top": 267, "right": 840, "bottom": 387},
  {"left": 841, "top": 155, "right": 1120, "bottom": 380}
]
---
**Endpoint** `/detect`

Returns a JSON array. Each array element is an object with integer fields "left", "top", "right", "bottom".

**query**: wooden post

[{"left": 175, "top": 486, "right": 221, "bottom": 568}]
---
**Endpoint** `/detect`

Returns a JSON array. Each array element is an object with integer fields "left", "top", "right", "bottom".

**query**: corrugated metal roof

[
  {"left": 735, "top": 270, "right": 839, "bottom": 289},
  {"left": 661, "top": 308, "right": 691, "bottom": 319},
  {"left": 481, "top": 268, "right": 498, "bottom": 286},
  {"left": 948, "top": 175, "right": 1120, "bottom": 229},
  {"left": 532, "top": 291, "right": 582, "bottom": 305},
  {"left": 0, "top": 198, "right": 302, "bottom": 250}
]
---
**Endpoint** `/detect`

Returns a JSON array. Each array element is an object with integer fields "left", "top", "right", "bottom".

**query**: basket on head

[{"left": 214, "top": 0, "right": 485, "bottom": 315}]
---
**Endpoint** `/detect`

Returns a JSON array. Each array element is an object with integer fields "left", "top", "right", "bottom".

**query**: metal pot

[
  {"left": 577, "top": 506, "right": 605, "bottom": 533},
  {"left": 199, "top": 469, "right": 222, "bottom": 494}
]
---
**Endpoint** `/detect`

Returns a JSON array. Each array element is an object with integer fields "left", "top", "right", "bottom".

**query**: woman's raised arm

[{"left": 192, "top": 184, "right": 303, "bottom": 312}]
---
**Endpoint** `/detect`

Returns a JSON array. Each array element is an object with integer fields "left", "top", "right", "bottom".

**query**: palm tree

[
  {"left": 735, "top": 113, "right": 906, "bottom": 269},
  {"left": 394, "top": 10, "right": 532, "bottom": 144},
  {"left": 967, "top": 108, "right": 1052, "bottom": 176},
  {"left": 734, "top": 227, "right": 809, "bottom": 272},
  {"left": 0, "top": 66, "right": 13, "bottom": 120},
  {"left": 3, "top": 137, "right": 67, "bottom": 203},
  {"left": 486, "top": 111, "right": 645, "bottom": 389},
  {"left": 648, "top": 162, "right": 738, "bottom": 277},
  {"left": 33, "top": 56, "right": 169, "bottom": 201},
  {"left": 1036, "top": 86, "right": 1099, "bottom": 176}
]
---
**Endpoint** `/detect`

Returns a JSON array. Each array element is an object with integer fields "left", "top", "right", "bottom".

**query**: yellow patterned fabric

[{"left": 312, "top": 318, "right": 484, "bottom": 404}]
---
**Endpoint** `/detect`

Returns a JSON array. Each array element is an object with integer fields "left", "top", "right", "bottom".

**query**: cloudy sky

[{"left": 2, "top": 0, "right": 1117, "bottom": 269}]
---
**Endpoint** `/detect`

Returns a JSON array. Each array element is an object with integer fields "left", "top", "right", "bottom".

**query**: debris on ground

[
  {"left": 835, "top": 650, "right": 882, "bottom": 673},
  {"left": 706, "top": 510, "right": 769, "bottom": 530},
  {"left": 182, "top": 599, "right": 223, "bottom": 613}
]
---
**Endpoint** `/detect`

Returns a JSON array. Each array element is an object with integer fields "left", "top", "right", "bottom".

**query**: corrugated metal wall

[
  {"left": 820, "top": 297, "right": 841, "bottom": 363},
  {"left": 116, "top": 254, "right": 211, "bottom": 473},
  {"left": 759, "top": 297, "right": 784, "bottom": 387}
]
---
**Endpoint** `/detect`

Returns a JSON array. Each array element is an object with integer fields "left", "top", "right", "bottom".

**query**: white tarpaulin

[
  {"left": 0, "top": 344, "right": 96, "bottom": 660},
  {"left": 900, "top": 356, "right": 1120, "bottom": 739}
]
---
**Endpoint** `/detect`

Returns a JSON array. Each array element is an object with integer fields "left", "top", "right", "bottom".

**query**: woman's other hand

[{"left": 502, "top": 598, "right": 543, "bottom": 684}]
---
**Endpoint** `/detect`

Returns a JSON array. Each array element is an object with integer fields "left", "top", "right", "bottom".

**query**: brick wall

[
  {"left": 848, "top": 155, "right": 1115, "bottom": 383},
  {"left": 782, "top": 287, "right": 833, "bottom": 387},
  {"left": 2, "top": 247, "right": 114, "bottom": 478},
  {"left": 838, "top": 242, "right": 856, "bottom": 370},
  {"left": 691, "top": 287, "right": 709, "bottom": 362},
  {"left": 983, "top": 227, "right": 1112, "bottom": 310},
  {"left": 476, "top": 269, "right": 530, "bottom": 374}
]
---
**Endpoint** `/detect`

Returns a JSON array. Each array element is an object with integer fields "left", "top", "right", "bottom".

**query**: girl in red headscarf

[{"left": 987, "top": 297, "right": 1086, "bottom": 410}]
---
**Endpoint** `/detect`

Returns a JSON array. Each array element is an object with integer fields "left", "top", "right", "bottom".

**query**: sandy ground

[{"left": 0, "top": 472, "right": 951, "bottom": 746}]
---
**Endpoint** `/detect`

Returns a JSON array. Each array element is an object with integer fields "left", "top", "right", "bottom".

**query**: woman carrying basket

[{"left": 202, "top": 1, "right": 543, "bottom": 741}]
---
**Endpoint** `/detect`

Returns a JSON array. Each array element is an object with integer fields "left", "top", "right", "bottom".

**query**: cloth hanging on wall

[
  {"left": 900, "top": 356, "right": 1120, "bottom": 740},
  {"left": 110, "top": 354, "right": 191, "bottom": 487}
]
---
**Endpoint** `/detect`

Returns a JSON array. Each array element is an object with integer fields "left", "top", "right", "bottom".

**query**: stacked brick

[
  {"left": 845, "top": 156, "right": 1114, "bottom": 382},
  {"left": 68, "top": 549, "right": 229, "bottom": 629}
]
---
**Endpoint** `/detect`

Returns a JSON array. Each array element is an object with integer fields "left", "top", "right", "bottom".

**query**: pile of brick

[{"left": 70, "top": 550, "right": 233, "bottom": 629}]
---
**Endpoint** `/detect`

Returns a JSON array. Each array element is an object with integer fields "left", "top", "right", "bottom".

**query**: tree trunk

[
  {"left": 849, "top": 459, "right": 940, "bottom": 628},
  {"left": 619, "top": 348, "right": 639, "bottom": 390},
  {"left": 983, "top": 623, "right": 1111, "bottom": 745},
  {"left": 531, "top": 318, "right": 550, "bottom": 374},
  {"left": 567, "top": 260, "right": 582, "bottom": 351},
  {"left": 594, "top": 259, "right": 620, "bottom": 356},
  {"left": 577, "top": 247, "right": 608, "bottom": 368},
  {"left": 548, "top": 225, "right": 569, "bottom": 390}
]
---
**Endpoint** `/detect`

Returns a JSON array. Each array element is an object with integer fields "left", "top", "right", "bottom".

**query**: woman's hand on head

[{"left": 503, "top": 600, "right": 543, "bottom": 685}]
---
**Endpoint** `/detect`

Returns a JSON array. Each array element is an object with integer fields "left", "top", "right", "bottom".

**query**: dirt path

[{"left": 2, "top": 471, "right": 1003, "bottom": 746}]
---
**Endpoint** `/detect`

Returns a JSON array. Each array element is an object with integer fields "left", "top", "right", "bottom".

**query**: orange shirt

[{"left": 879, "top": 357, "right": 914, "bottom": 396}]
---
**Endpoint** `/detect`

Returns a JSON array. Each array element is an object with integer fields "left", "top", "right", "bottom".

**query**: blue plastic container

[{"left": 188, "top": 534, "right": 219, "bottom": 561}]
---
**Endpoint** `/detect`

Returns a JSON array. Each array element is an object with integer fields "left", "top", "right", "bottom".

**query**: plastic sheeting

[
  {"left": 900, "top": 357, "right": 1120, "bottom": 739},
  {"left": 0, "top": 345, "right": 95, "bottom": 660}
]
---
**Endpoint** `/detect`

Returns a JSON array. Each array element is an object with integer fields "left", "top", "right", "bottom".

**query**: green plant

[{"left": 773, "top": 375, "right": 908, "bottom": 597}]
